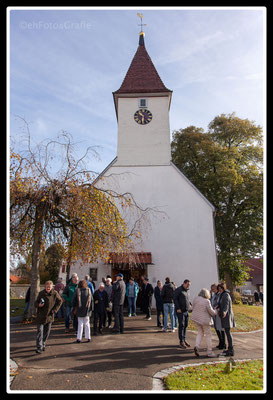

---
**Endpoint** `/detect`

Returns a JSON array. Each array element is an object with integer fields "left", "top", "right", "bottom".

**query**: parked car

[{"left": 242, "top": 291, "right": 254, "bottom": 305}]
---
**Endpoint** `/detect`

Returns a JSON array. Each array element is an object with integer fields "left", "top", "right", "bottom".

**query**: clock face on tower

[{"left": 134, "top": 109, "right": 153, "bottom": 125}]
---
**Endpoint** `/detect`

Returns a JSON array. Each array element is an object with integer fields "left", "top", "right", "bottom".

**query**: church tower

[
  {"left": 113, "top": 30, "right": 173, "bottom": 166},
  {"left": 72, "top": 18, "right": 219, "bottom": 301}
]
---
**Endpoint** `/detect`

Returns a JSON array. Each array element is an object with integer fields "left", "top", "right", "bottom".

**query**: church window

[
  {"left": 139, "top": 98, "right": 147, "bottom": 108},
  {"left": 89, "top": 268, "right": 98, "bottom": 281}
]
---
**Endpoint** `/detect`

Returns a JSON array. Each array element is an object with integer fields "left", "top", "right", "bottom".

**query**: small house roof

[
  {"left": 243, "top": 258, "right": 263, "bottom": 283},
  {"left": 10, "top": 275, "right": 21, "bottom": 283}
]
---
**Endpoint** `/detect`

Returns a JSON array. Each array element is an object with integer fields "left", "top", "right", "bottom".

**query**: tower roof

[{"left": 113, "top": 34, "right": 172, "bottom": 95}]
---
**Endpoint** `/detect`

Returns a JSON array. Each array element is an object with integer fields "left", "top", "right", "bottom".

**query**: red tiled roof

[
  {"left": 107, "top": 252, "right": 152, "bottom": 265},
  {"left": 113, "top": 40, "right": 172, "bottom": 94},
  {"left": 10, "top": 275, "right": 21, "bottom": 283},
  {"left": 252, "top": 274, "right": 263, "bottom": 285}
]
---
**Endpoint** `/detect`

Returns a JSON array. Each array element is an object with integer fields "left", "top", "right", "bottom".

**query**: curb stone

[
  {"left": 10, "top": 359, "right": 19, "bottom": 385},
  {"left": 152, "top": 357, "right": 264, "bottom": 391},
  {"left": 186, "top": 329, "right": 263, "bottom": 335}
]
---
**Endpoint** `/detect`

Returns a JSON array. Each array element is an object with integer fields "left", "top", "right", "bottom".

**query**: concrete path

[{"left": 9, "top": 315, "right": 263, "bottom": 392}]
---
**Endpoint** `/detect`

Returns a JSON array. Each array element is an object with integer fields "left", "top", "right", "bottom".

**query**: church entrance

[
  {"left": 111, "top": 265, "right": 147, "bottom": 308},
  {"left": 111, "top": 265, "right": 147, "bottom": 286},
  {"left": 108, "top": 252, "right": 152, "bottom": 308}
]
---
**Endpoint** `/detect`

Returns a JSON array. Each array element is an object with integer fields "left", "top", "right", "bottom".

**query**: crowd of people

[{"left": 34, "top": 273, "right": 236, "bottom": 358}]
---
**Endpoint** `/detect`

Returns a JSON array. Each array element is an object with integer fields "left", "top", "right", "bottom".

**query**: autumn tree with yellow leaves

[{"left": 10, "top": 119, "right": 150, "bottom": 319}]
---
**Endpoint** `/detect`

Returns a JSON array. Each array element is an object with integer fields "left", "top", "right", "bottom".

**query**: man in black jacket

[
  {"left": 142, "top": 277, "right": 154, "bottom": 320},
  {"left": 173, "top": 279, "right": 191, "bottom": 349},
  {"left": 161, "top": 277, "right": 175, "bottom": 332},
  {"left": 93, "top": 283, "right": 109, "bottom": 335},
  {"left": 154, "top": 280, "right": 164, "bottom": 327}
]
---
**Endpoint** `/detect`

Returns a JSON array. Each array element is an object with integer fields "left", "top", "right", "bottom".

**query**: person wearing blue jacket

[
  {"left": 126, "top": 278, "right": 139, "bottom": 317},
  {"left": 85, "top": 275, "right": 95, "bottom": 295}
]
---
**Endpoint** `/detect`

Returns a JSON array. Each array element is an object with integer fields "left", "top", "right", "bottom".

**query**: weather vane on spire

[{"left": 137, "top": 13, "right": 147, "bottom": 33}]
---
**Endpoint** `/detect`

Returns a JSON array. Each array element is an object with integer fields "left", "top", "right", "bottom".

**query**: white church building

[{"left": 68, "top": 29, "right": 219, "bottom": 303}]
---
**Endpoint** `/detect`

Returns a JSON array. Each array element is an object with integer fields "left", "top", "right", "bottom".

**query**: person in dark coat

[
  {"left": 34, "top": 280, "right": 62, "bottom": 353},
  {"left": 24, "top": 286, "right": 31, "bottom": 315},
  {"left": 210, "top": 283, "right": 226, "bottom": 349},
  {"left": 259, "top": 291, "right": 263, "bottom": 305},
  {"left": 254, "top": 290, "right": 260, "bottom": 305},
  {"left": 93, "top": 283, "right": 109, "bottom": 335},
  {"left": 161, "top": 277, "right": 175, "bottom": 332},
  {"left": 142, "top": 277, "right": 154, "bottom": 320},
  {"left": 154, "top": 280, "right": 164, "bottom": 327},
  {"left": 104, "top": 278, "right": 113, "bottom": 328},
  {"left": 173, "top": 279, "right": 191, "bottom": 349},
  {"left": 217, "top": 283, "right": 236, "bottom": 356},
  {"left": 112, "top": 273, "right": 126, "bottom": 334},
  {"left": 62, "top": 275, "right": 79, "bottom": 333},
  {"left": 139, "top": 275, "right": 145, "bottom": 312},
  {"left": 72, "top": 280, "right": 93, "bottom": 342}
]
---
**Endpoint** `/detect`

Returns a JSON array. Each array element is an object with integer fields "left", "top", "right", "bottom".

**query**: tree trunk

[
  {"left": 66, "top": 226, "right": 74, "bottom": 284},
  {"left": 26, "top": 205, "right": 45, "bottom": 319},
  {"left": 224, "top": 271, "right": 235, "bottom": 302},
  {"left": 66, "top": 262, "right": 71, "bottom": 285}
]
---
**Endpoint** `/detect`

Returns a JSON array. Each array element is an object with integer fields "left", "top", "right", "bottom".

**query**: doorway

[{"left": 111, "top": 264, "right": 147, "bottom": 307}]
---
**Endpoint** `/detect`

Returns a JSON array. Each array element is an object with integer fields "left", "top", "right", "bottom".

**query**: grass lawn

[
  {"left": 231, "top": 304, "right": 263, "bottom": 332},
  {"left": 10, "top": 298, "right": 25, "bottom": 317},
  {"left": 164, "top": 359, "right": 264, "bottom": 391},
  {"left": 187, "top": 304, "right": 263, "bottom": 332}
]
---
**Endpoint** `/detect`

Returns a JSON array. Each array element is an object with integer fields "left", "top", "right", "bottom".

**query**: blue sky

[{"left": 9, "top": 7, "right": 265, "bottom": 174}]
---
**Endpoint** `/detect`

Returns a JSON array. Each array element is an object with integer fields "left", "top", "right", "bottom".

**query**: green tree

[{"left": 171, "top": 113, "right": 263, "bottom": 293}]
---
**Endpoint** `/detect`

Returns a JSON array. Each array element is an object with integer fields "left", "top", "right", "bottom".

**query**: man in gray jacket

[{"left": 112, "top": 273, "right": 126, "bottom": 334}]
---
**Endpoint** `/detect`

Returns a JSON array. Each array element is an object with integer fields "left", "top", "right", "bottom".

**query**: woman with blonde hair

[{"left": 191, "top": 288, "right": 217, "bottom": 357}]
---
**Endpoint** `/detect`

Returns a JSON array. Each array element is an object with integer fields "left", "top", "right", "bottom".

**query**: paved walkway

[{"left": 9, "top": 314, "right": 263, "bottom": 392}]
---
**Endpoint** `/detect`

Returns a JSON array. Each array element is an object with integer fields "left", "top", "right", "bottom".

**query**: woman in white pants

[
  {"left": 72, "top": 280, "right": 93, "bottom": 343},
  {"left": 77, "top": 314, "right": 91, "bottom": 342},
  {"left": 191, "top": 288, "right": 217, "bottom": 357}
]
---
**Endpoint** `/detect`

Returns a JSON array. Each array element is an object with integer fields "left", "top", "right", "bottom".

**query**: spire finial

[{"left": 137, "top": 13, "right": 146, "bottom": 45}]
